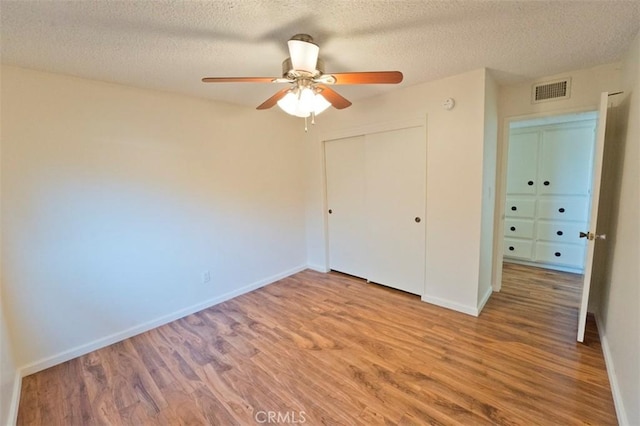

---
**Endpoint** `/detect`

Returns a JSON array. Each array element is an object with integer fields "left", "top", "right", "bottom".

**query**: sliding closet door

[
  {"left": 325, "top": 136, "right": 368, "bottom": 279},
  {"left": 365, "top": 127, "right": 426, "bottom": 295}
]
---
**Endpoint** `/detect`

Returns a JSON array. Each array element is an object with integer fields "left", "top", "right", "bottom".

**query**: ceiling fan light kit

[
  {"left": 202, "top": 34, "right": 403, "bottom": 130},
  {"left": 277, "top": 85, "right": 332, "bottom": 118}
]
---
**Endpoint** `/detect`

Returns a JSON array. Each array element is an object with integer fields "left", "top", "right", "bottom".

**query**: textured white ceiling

[{"left": 1, "top": 1, "right": 639, "bottom": 108}]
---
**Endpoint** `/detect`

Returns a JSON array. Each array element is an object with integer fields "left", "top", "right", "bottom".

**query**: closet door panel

[
  {"left": 325, "top": 136, "right": 368, "bottom": 279},
  {"left": 365, "top": 127, "right": 426, "bottom": 295},
  {"left": 539, "top": 125, "right": 595, "bottom": 195},
  {"left": 506, "top": 131, "right": 539, "bottom": 194}
]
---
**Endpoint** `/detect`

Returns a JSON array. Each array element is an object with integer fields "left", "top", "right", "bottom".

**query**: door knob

[
  {"left": 580, "top": 232, "right": 607, "bottom": 241},
  {"left": 415, "top": 217, "right": 421, "bottom": 223},
  {"left": 328, "top": 209, "right": 333, "bottom": 214}
]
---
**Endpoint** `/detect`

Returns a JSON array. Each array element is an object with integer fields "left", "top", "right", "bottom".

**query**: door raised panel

[
  {"left": 504, "top": 238, "right": 534, "bottom": 260},
  {"left": 505, "top": 197, "right": 536, "bottom": 219},
  {"left": 539, "top": 125, "right": 595, "bottom": 195},
  {"left": 536, "top": 221, "right": 586, "bottom": 243},
  {"left": 504, "top": 219, "right": 535, "bottom": 239},
  {"left": 507, "top": 131, "right": 539, "bottom": 194},
  {"left": 535, "top": 242, "right": 585, "bottom": 268},
  {"left": 537, "top": 197, "right": 589, "bottom": 221}
]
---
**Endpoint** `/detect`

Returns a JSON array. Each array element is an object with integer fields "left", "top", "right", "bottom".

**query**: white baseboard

[
  {"left": 477, "top": 286, "right": 493, "bottom": 315},
  {"left": 7, "top": 370, "right": 21, "bottom": 426},
  {"left": 306, "top": 263, "right": 329, "bottom": 273},
  {"left": 594, "top": 313, "right": 629, "bottom": 425},
  {"left": 19, "top": 264, "right": 307, "bottom": 377},
  {"left": 421, "top": 294, "right": 479, "bottom": 316}
]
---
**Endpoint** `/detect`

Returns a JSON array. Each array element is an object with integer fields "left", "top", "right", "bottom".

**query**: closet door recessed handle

[
  {"left": 558, "top": 208, "right": 565, "bottom": 213},
  {"left": 415, "top": 217, "right": 421, "bottom": 223},
  {"left": 328, "top": 209, "right": 333, "bottom": 214},
  {"left": 510, "top": 226, "right": 516, "bottom": 231},
  {"left": 508, "top": 246, "right": 515, "bottom": 251},
  {"left": 544, "top": 181, "right": 550, "bottom": 186},
  {"left": 527, "top": 181, "right": 534, "bottom": 186},
  {"left": 511, "top": 206, "right": 517, "bottom": 211},
  {"left": 557, "top": 230, "right": 563, "bottom": 236},
  {"left": 554, "top": 252, "right": 562, "bottom": 257}
]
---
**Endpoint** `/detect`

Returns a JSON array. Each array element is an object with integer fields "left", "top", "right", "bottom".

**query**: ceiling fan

[{"left": 202, "top": 34, "right": 403, "bottom": 126}]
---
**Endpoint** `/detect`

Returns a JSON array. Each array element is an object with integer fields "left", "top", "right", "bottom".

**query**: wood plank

[{"left": 17, "top": 264, "right": 617, "bottom": 424}]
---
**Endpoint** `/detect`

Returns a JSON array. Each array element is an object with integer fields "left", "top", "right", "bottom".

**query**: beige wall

[
  {"left": 0, "top": 301, "right": 18, "bottom": 426},
  {"left": 598, "top": 30, "right": 640, "bottom": 426},
  {"left": 306, "top": 68, "right": 495, "bottom": 315},
  {"left": 0, "top": 70, "right": 20, "bottom": 424},
  {"left": 1, "top": 66, "right": 307, "bottom": 376}
]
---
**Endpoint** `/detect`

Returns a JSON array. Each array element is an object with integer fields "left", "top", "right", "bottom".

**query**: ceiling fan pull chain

[
  {"left": 311, "top": 111, "right": 316, "bottom": 125},
  {"left": 304, "top": 116, "right": 308, "bottom": 132}
]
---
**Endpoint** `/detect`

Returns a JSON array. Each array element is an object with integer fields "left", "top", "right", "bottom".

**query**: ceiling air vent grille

[{"left": 532, "top": 78, "right": 571, "bottom": 103}]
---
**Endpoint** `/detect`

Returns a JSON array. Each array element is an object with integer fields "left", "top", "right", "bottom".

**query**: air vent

[{"left": 532, "top": 78, "right": 571, "bottom": 103}]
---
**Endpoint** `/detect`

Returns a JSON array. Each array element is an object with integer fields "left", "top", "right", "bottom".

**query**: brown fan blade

[
  {"left": 202, "top": 77, "right": 278, "bottom": 83},
  {"left": 256, "top": 88, "right": 291, "bottom": 110},
  {"left": 330, "top": 71, "right": 403, "bottom": 85},
  {"left": 317, "top": 85, "right": 352, "bottom": 109}
]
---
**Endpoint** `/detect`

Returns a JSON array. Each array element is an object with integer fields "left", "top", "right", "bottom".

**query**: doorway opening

[
  {"left": 502, "top": 110, "right": 598, "bottom": 275},
  {"left": 497, "top": 97, "right": 610, "bottom": 342}
]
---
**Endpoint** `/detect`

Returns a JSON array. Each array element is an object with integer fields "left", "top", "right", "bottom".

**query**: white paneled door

[{"left": 325, "top": 125, "right": 426, "bottom": 296}]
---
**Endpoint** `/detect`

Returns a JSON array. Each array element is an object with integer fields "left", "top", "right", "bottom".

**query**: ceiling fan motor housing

[{"left": 282, "top": 57, "right": 324, "bottom": 79}]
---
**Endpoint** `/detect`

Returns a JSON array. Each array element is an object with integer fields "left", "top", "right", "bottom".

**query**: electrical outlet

[{"left": 202, "top": 271, "right": 211, "bottom": 284}]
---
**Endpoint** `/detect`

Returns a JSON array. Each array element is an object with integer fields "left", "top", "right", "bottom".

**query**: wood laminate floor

[{"left": 17, "top": 263, "right": 617, "bottom": 425}]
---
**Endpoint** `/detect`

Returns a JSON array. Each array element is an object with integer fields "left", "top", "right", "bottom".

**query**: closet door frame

[{"left": 319, "top": 117, "right": 427, "bottom": 279}]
